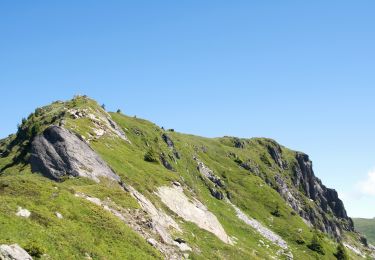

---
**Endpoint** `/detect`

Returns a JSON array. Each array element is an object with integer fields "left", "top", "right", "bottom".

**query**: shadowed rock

[
  {"left": 30, "top": 125, "right": 120, "bottom": 183},
  {"left": 162, "top": 133, "right": 174, "bottom": 148}
]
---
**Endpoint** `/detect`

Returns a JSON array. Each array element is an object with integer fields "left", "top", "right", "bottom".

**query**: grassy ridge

[{"left": 0, "top": 96, "right": 369, "bottom": 259}]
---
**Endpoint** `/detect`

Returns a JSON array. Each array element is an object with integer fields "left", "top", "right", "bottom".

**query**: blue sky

[{"left": 1, "top": 1, "right": 374, "bottom": 217}]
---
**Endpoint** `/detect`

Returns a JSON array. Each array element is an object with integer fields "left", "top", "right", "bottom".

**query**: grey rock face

[
  {"left": 162, "top": 133, "right": 181, "bottom": 160},
  {"left": 160, "top": 153, "right": 175, "bottom": 171},
  {"left": 267, "top": 144, "right": 286, "bottom": 169},
  {"left": 292, "top": 152, "right": 354, "bottom": 235},
  {"left": 0, "top": 244, "right": 32, "bottom": 260},
  {"left": 209, "top": 187, "right": 224, "bottom": 200},
  {"left": 162, "top": 134, "right": 174, "bottom": 148},
  {"left": 30, "top": 126, "right": 120, "bottom": 183},
  {"left": 196, "top": 159, "right": 225, "bottom": 188}
]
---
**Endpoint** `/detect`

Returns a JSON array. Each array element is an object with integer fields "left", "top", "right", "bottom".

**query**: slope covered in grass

[{"left": 0, "top": 96, "right": 372, "bottom": 259}]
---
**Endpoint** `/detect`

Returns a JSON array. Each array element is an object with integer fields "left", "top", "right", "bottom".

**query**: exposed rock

[
  {"left": 147, "top": 238, "right": 158, "bottom": 247},
  {"left": 174, "top": 241, "right": 192, "bottom": 252},
  {"left": 30, "top": 126, "right": 121, "bottom": 183},
  {"left": 161, "top": 133, "right": 181, "bottom": 160},
  {"left": 76, "top": 188, "right": 188, "bottom": 259},
  {"left": 274, "top": 175, "right": 300, "bottom": 213},
  {"left": 195, "top": 158, "right": 225, "bottom": 188},
  {"left": 160, "top": 153, "right": 175, "bottom": 171},
  {"left": 343, "top": 243, "right": 366, "bottom": 258},
  {"left": 209, "top": 187, "right": 224, "bottom": 200},
  {"left": 293, "top": 152, "right": 354, "bottom": 235},
  {"left": 68, "top": 108, "right": 130, "bottom": 143},
  {"left": 162, "top": 134, "right": 174, "bottom": 148},
  {"left": 55, "top": 212, "right": 63, "bottom": 219},
  {"left": 239, "top": 160, "right": 260, "bottom": 175},
  {"left": 15, "top": 207, "right": 30, "bottom": 218},
  {"left": 227, "top": 200, "right": 290, "bottom": 251},
  {"left": 267, "top": 144, "right": 286, "bottom": 169},
  {"left": 157, "top": 186, "right": 233, "bottom": 245},
  {"left": 0, "top": 244, "right": 32, "bottom": 260}
]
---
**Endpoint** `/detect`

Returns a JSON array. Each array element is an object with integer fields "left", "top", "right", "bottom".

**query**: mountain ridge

[{"left": 0, "top": 95, "right": 373, "bottom": 259}]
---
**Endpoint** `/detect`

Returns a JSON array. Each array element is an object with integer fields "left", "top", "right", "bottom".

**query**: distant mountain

[
  {"left": 354, "top": 218, "right": 375, "bottom": 244},
  {"left": 0, "top": 95, "right": 373, "bottom": 259}
]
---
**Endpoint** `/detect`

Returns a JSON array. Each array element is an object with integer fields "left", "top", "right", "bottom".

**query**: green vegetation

[
  {"left": 144, "top": 148, "right": 159, "bottom": 163},
  {"left": 307, "top": 230, "right": 325, "bottom": 255},
  {"left": 0, "top": 96, "right": 371, "bottom": 259},
  {"left": 334, "top": 243, "right": 349, "bottom": 260}
]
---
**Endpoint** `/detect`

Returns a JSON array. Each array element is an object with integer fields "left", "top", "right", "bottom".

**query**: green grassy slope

[
  {"left": 354, "top": 218, "right": 375, "bottom": 245},
  {"left": 0, "top": 96, "right": 370, "bottom": 259}
]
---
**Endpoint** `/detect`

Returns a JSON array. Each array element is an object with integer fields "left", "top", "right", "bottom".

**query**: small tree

[
  {"left": 307, "top": 230, "right": 325, "bottom": 255},
  {"left": 334, "top": 243, "right": 349, "bottom": 260},
  {"left": 116, "top": 109, "right": 121, "bottom": 113}
]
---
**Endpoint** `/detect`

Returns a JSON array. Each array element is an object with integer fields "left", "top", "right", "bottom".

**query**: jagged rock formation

[
  {"left": 0, "top": 244, "right": 32, "bottom": 260},
  {"left": 267, "top": 142, "right": 287, "bottom": 169},
  {"left": 293, "top": 152, "right": 354, "bottom": 235},
  {"left": 30, "top": 125, "right": 120, "bottom": 182}
]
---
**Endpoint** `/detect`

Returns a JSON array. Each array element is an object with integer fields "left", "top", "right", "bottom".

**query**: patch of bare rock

[{"left": 0, "top": 244, "right": 32, "bottom": 260}]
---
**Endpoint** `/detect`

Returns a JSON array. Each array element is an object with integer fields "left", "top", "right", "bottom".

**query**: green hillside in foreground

[
  {"left": 0, "top": 96, "right": 373, "bottom": 259},
  {"left": 354, "top": 218, "right": 375, "bottom": 245}
]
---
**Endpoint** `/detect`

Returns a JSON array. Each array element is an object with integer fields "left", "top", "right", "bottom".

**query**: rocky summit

[{"left": 0, "top": 96, "right": 373, "bottom": 259}]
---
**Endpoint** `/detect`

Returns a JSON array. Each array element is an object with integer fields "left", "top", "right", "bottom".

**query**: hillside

[
  {"left": 354, "top": 218, "right": 375, "bottom": 245},
  {"left": 0, "top": 95, "right": 373, "bottom": 259}
]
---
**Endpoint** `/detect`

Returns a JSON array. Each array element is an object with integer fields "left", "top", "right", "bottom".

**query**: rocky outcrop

[
  {"left": 30, "top": 126, "right": 121, "bottom": 183},
  {"left": 162, "top": 134, "right": 181, "bottom": 160},
  {"left": 160, "top": 153, "right": 175, "bottom": 171},
  {"left": 162, "top": 134, "right": 174, "bottom": 148},
  {"left": 209, "top": 187, "right": 224, "bottom": 200},
  {"left": 15, "top": 207, "right": 31, "bottom": 218},
  {"left": 292, "top": 152, "right": 354, "bottom": 235},
  {"left": 267, "top": 143, "right": 286, "bottom": 169},
  {"left": 195, "top": 158, "right": 225, "bottom": 188},
  {"left": 233, "top": 138, "right": 245, "bottom": 148},
  {"left": 68, "top": 108, "right": 130, "bottom": 143},
  {"left": 274, "top": 175, "right": 300, "bottom": 213},
  {"left": 157, "top": 185, "right": 233, "bottom": 245},
  {"left": 76, "top": 185, "right": 190, "bottom": 259},
  {"left": 0, "top": 244, "right": 32, "bottom": 260}
]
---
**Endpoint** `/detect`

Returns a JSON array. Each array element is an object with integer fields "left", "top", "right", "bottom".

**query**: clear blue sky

[{"left": 1, "top": 1, "right": 374, "bottom": 217}]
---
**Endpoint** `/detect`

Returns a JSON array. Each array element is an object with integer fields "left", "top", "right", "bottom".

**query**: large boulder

[
  {"left": 30, "top": 126, "right": 120, "bottom": 183},
  {"left": 0, "top": 244, "right": 32, "bottom": 260}
]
